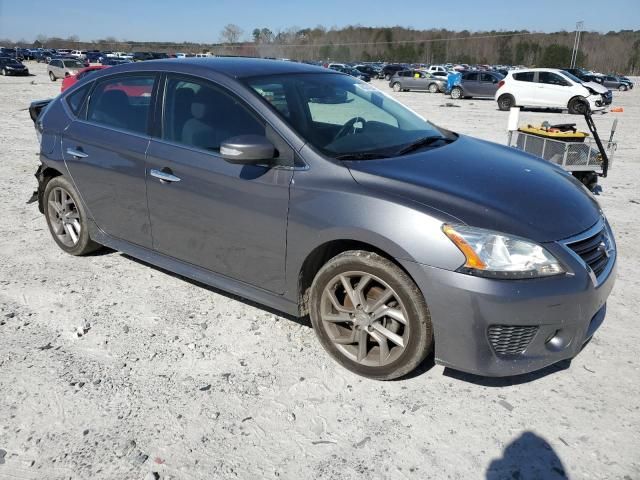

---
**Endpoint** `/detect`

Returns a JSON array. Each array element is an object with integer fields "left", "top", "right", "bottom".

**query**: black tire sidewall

[
  {"left": 309, "top": 251, "right": 433, "bottom": 380},
  {"left": 43, "top": 176, "right": 99, "bottom": 255},
  {"left": 498, "top": 94, "right": 513, "bottom": 110}
]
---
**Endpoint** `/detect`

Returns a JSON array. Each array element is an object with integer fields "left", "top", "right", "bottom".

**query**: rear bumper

[{"left": 399, "top": 247, "right": 616, "bottom": 377}]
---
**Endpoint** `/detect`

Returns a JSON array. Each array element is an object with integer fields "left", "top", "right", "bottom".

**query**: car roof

[{"left": 91, "top": 56, "right": 331, "bottom": 79}]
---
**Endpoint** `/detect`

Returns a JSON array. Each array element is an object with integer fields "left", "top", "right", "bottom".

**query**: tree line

[{"left": 3, "top": 26, "right": 639, "bottom": 74}]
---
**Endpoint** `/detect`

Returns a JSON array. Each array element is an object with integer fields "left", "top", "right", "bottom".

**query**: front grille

[
  {"left": 566, "top": 228, "right": 611, "bottom": 278},
  {"left": 488, "top": 325, "right": 538, "bottom": 356}
]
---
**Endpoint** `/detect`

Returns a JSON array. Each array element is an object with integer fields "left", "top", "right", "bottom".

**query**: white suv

[{"left": 495, "top": 68, "right": 611, "bottom": 114}]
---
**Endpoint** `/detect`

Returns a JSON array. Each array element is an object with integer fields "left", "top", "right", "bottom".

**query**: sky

[{"left": 0, "top": 0, "right": 638, "bottom": 43}]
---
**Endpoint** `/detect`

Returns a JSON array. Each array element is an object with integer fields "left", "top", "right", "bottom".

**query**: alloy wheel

[
  {"left": 319, "top": 271, "right": 410, "bottom": 367},
  {"left": 47, "top": 187, "right": 81, "bottom": 247}
]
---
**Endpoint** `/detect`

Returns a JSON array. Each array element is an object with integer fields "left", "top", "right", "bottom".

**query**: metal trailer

[{"left": 507, "top": 113, "right": 618, "bottom": 191}]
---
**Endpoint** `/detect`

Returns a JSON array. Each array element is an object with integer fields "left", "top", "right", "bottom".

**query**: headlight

[{"left": 442, "top": 224, "right": 565, "bottom": 279}]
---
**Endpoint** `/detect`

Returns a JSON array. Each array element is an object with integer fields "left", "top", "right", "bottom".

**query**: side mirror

[{"left": 220, "top": 135, "right": 276, "bottom": 165}]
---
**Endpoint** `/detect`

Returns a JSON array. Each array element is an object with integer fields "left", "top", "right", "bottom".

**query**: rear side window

[
  {"left": 162, "top": 76, "right": 264, "bottom": 152},
  {"left": 66, "top": 83, "right": 92, "bottom": 116},
  {"left": 480, "top": 73, "right": 496, "bottom": 82},
  {"left": 464, "top": 72, "right": 478, "bottom": 81},
  {"left": 513, "top": 72, "right": 535, "bottom": 82},
  {"left": 87, "top": 75, "right": 155, "bottom": 134}
]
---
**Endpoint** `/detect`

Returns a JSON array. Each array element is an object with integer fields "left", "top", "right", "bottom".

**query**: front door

[
  {"left": 61, "top": 73, "right": 157, "bottom": 248},
  {"left": 145, "top": 74, "right": 293, "bottom": 294}
]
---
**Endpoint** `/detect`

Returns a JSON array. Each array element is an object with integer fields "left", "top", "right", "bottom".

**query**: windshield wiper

[
  {"left": 396, "top": 135, "right": 451, "bottom": 156},
  {"left": 334, "top": 152, "right": 390, "bottom": 160}
]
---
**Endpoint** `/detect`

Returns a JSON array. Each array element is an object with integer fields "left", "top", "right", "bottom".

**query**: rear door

[
  {"left": 145, "top": 74, "right": 293, "bottom": 293},
  {"left": 462, "top": 72, "right": 479, "bottom": 96},
  {"left": 511, "top": 71, "right": 537, "bottom": 105},
  {"left": 479, "top": 73, "right": 499, "bottom": 97},
  {"left": 61, "top": 73, "right": 157, "bottom": 248}
]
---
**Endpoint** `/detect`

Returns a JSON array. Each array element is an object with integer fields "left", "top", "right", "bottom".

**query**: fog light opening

[{"left": 545, "top": 329, "right": 567, "bottom": 351}]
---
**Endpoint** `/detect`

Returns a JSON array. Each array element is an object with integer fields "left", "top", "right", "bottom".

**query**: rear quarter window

[{"left": 66, "top": 83, "right": 92, "bottom": 116}]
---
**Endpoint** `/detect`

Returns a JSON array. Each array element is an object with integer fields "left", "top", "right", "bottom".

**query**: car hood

[
  {"left": 345, "top": 135, "right": 601, "bottom": 243},
  {"left": 583, "top": 81, "right": 609, "bottom": 94}
]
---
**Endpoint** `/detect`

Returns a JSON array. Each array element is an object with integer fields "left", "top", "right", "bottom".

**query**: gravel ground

[{"left": 0, "top": 62, "right": 639, "bottom": 480}]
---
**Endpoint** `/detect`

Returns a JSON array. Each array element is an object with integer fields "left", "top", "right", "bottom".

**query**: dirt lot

[{"left": 0, "top": 62, "right": 639, "bottom": 480}]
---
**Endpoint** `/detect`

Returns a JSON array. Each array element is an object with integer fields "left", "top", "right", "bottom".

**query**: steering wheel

[{"left": 334, "top": 116, "right": 367, "bottom": 141}]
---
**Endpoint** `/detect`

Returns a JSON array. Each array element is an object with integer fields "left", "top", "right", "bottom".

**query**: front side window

[
  {"left": 246, "top": 73, "right": 450, "bottom": 158},
  {"left": 538, "top": 72, "right": 569, "bottom": 86},
  {"left": 162, "top": 76, "right": 264, "bottom": 152},
  {"left": 87, "top": 75, "right": 155, "bottom": 134}
]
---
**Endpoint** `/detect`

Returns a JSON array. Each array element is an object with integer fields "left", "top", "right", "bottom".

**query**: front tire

[
  {"left": 568, "top": 97, "right": 589, "bottom": 115},
  {"left": 43, "top": 176, "right": 101, "bottom": 255},
  {"left": 497, "top": 94, "right": 515, "bottom": 111},
  {"left": 309, "top": 251, "right": 433, "bottom": 380},
  {"left": 1, "top": 68, "right": 6, "bottom": 76},
  {"left": 392, "top": 82, "right": 402, "bottom": 92},
  {"left": 49, "top": 71, "right": 56, "bottom": 81},
  {"left": 450, "top": 87, "right": 463, "bottom": 99},
  {"left": 618, "top": 84, "right": 627, "bottom": 91}
]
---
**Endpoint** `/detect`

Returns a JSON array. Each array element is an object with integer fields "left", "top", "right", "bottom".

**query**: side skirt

[{"left": 88, "top": 222, "right": 300, "bottom": 317}]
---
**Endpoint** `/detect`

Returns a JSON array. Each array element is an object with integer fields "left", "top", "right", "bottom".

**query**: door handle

[
  {"left": 66, "top": 147, "right": 88, "bottom": 159},
  {"left": 150, "top": 168, "right": 181, "bottom": 183}
]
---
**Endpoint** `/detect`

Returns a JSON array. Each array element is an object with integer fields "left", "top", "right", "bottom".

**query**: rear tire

[
  {"left": 568, "top": 97, "right": 589, "bottom": 115},
  {"left": 428, "top": 83, "right": 439, "bottom": 93},
  {"left": 49, "top": 71, "right": 56, "bottom": 81},
  {"left": 450, "top": 87, "right": 463, "bottom": 99},
  {"left": 1, "top": 68, "right": 6, "bottom": 76},
  {"left": 392, "top": 82, "right": 402, "bottom": 92},
  {"left": 309, "top": 251, "right": 433, "bottom": 380},
  {"left": 497, "top": 94, "right": 515, "bottom": 111},
  {"left": 43, "top": 176, "right": 101, "bottom": 256}
]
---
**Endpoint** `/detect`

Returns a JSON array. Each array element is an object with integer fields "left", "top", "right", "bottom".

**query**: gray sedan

[
  {"left": 389, "top": 69, "right": 446, "bottom": 93},
  {"left": 29, "top": 58, "right": 616, "bottom": 380}
]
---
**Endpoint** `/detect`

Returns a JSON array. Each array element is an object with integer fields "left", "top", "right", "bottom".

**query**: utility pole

[{"left": 570, "top": 21, "right": 584, "bottom": 69}]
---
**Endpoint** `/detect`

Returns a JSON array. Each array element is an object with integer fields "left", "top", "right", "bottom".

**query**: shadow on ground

[{"left": 486, "top": 431, "right": 568, "bottom": 479}]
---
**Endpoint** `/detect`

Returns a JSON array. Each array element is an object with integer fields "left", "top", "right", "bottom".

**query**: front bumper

[{"left": 399, "top": 228, "right": 617, "bottom": 377}]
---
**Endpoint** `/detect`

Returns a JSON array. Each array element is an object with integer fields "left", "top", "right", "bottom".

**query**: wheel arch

[
  {"left": 297, "top": 238, "right": 417, "bottom": 316},
  {"left": 36, "top": 166, "right": 64, "bottom": 213}
]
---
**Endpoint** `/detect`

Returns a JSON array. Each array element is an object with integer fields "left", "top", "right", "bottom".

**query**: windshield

[
  {"left": 64, "top": 60, "right": 85, "bottom": 69},
  {"left": 245, "top": 72, "right": 449, "bottom": 158},
  {"left": 561, "top": 70, "right": 584, "bottom": 84}
]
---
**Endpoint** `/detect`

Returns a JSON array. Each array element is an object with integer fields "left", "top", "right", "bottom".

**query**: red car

[{"left": 61, "top": 65, "right": 109, "bottom": 92}]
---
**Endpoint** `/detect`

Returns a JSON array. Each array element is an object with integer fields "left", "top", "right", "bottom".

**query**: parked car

[
  {"left": 389, "top": 70, "right": 446, "bottom": 93},
  {"left": 133, "top": 51, "right": 154, "bottom": 62},
  {"left": 354, "top": 64, "right": 381, "bottom": 78},
  {"left": 563, "top": 68, "right": 604, "bottom": 85},
  {"left": 332, "top": 66, "right": 371, "bottom": 82},
  {"left": 29, "top": 58, "right": 616, "bottom": 380},
  {"left": 600, "top": 75, "right": 631, "bottom": 91},
  {"left": 47, "top": 58, "right": 86, "bottom": 81},
  {"left": 617, "top": 76, "right": 634, "bottom": 89},
  {"left": 150, "top": 52, "right": 169, "bottom": 60},
  {"left": 381, "top": 63, "right": 406, "bottom": 80},
  {"left": 495, "top": 68, "right": 611, "bottom": 114},
  {"left": 61, "top": 65, "right": 109, "bottom": 92},
  {"left": 70, "top": 50, "right": 87, "bottom": 60},
  {"left": 85, "top": 51, "right": 103, "bottom": 63},
  {"left": 100, "top": 58, "right": 133, "bottom": 66},
  {"left": 427, "top": 65, "right": 447, "bottom": 75},
  {"left": 450, "top": 71, "right": 504, "bottom": 99},
  {"left": 0, "top": 56, "right": 29, "bottom": 76}
]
